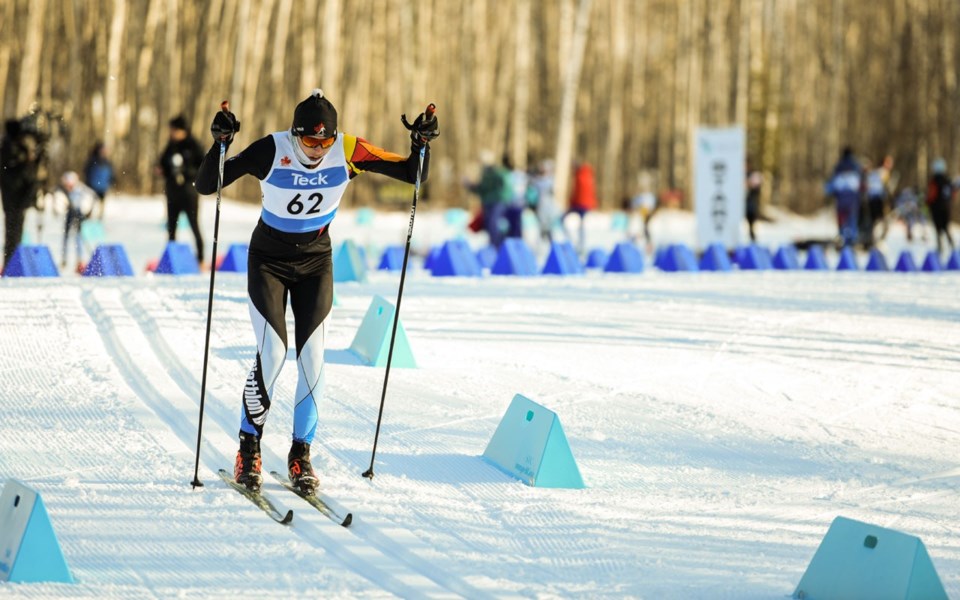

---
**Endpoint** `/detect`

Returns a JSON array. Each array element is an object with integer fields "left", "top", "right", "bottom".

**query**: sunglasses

[{"left": 300, "top": 134, "right": 336, "bottom": 149}]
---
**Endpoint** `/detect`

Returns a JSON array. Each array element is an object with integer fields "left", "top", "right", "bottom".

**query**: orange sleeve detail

[
  {"left": 342, "top": 134, "right": 360, "bottom": 178},
  {"left": 345, "top": 135, "right": 405, "bottom": 173}
]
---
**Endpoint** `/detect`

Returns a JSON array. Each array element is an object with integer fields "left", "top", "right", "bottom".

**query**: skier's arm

[
  {"left": 195, "top": 135, "right": 275, "bottom": 195},
  {"left": 342, "top": 135, "right": 430, "bottom": 184},
  {"left": 345, "top": 106, "right": 437, "bottom": 184}
]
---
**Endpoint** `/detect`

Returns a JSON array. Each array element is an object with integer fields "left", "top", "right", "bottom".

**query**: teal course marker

[
  {"left": 333, "top": 240, "right": 368, "bottom": 283},
  {"left": 482, "top": 394, "right": 585, "bottom": 489},
  {"left": 794, "top": 516, "right": 947, "bottom": 600},
  {"left": 0, "top": 480, "right": 74, "bottom": 583},
  {"left": 348, "top": 294, "right": 416, "bottom": 368}
]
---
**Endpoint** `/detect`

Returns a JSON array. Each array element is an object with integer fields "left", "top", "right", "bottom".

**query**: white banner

[{"left": 693, "top": 127, "right": 745, "bottom": 250}]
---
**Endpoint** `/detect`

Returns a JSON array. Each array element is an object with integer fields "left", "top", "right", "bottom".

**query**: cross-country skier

[{"left": 194, "top": 89, "right": 438, "bottom": 493}]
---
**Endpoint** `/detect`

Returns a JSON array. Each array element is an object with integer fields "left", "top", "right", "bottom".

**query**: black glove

[
  {"left": 211, "top": 102, "right": 240, "bottom": 144},
  {"left": 402, "top": 104, "right": 438, "bottom": 148}
]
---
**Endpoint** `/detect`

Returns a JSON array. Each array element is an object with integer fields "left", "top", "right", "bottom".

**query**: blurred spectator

[
  {"left": 52, "top": 171, "right": 97, "bottom": 272},
  {"left": 83, "top": 141, "right": 115, "bottom": 219},
  {"left": 926, "top": 158, "right": 955, "bottom": 254},
  {"left": 864, "top": 155, "right": 894, "bottom": 243},
  {"left": 527, "top": 159, "right": 556, "bottom": 245},
  {"left": 628, "top": 169, "right": 658, "bottom": 250},
  {"left": 564, "top": 161, "right": 597, "bottom": 253},
  {"left": 1, "top": 118, "right": 43, "bottom": 270},
  {"left": 827, "top": 146, "right": 863, "bottom": 248},
  {"left": 745, "top": 161, "right": 763, "bottom": 242},
  {"left": 503, "top": 154, "right": 527, "bottom": 240},
  {"left": 466, "top": 151, "right": 512, "bottom": 248},
  {"left": 156, "top": 114, "right": 205, "bottom": 264},
  {"left": 887, "top": 186, "right": 927, "bottom": 243}
]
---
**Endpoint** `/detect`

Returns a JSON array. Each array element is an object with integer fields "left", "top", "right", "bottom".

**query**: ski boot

[
  {"left": 288, "top": 440, "right": 319, "bottom": 494},
  {"left": 234, "top": 432, "right": 263, "bottom": 491}
]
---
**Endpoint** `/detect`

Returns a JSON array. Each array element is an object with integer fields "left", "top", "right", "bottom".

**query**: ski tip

[
  {"left": 281, "top": 510, "right": 294, "bottom": 525},
  {"left": 341, "top": 513, "right": 353, "bottom": 528}
]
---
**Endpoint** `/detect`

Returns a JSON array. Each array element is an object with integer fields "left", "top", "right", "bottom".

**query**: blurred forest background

[{"left": 2, "top": 0, "right": 959, "bottom": 214}]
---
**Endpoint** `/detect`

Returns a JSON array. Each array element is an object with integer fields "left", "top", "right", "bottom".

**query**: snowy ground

[{"left": 0, "top": 194, "right": 958, "bottom": 599}]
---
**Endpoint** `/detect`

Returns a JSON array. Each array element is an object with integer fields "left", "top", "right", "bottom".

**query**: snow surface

[{"left": 0, "top": 194, "right": 958, "bottom": 599}]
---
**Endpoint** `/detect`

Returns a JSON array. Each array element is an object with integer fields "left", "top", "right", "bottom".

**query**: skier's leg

[
  {"left": 61, "top": 213, "right": 71, "bottom": 267},
  {"left": 241, "top": 257, "right": 289, "bottom": 439},
  {"left": 288, "top": 269, "right": 333, "bottom": 445},
  {"left": 74, "top": 216, "right": 84, "bottom": 266},
  {"left": 284, "top": 241, "right": 333, "bottom": 491},
  {"left": 165, "top": 192, "right": 179, "bottom": 241}
]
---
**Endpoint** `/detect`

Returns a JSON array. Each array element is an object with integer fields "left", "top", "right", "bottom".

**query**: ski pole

[
  {"left": 362, "top": 103, "right": 436, "bottom": 480},
  {"left": 191, "top": 100, "right": 231, "bottom": 489}
]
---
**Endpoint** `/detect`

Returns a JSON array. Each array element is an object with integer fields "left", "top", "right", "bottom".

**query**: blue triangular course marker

[
  {"left": 348, "top": 294, "right": 416, "bottom": 368},
  {"left": 658, "top": 244, "right": 699, "bottom": 272},
  {"left": 154, "top": 241, "right": 199, "bottom": 275},
  {"left": 804, "top": 245, "right": 829, "bottom": 270},
  {"left": 217, "top": 243, "right": 248, "bottom": 272},
  {"left": 482, "top": 394, "right": 585, "bottom": 489},
  {"left": 542, "top": 241, "right": 584, "bottom": 275},
  {"left": 83, "top": 244, "right": 134, "bottom": 277},
  {"left": 865, "top": 248, "right": 889, "bottom": 272},
  {"left": 475, "top": 245, "right": 498, "bottom": 270},
  {"left": 333, "top": 240, "right": 368, "bottom": 283},
  {"left": 0, "top": 480, "right": 74, "bottom": 583},
  {"left": 491, "top": 238, "right": 538, "bottom": 276},
  {"left": 584, "top": 248, "right": 608, "bottom": 269},
  {"left": 2, "top": 245, "right": 59, "bottom": 277},
  {"left": 377, "top": 245, "right": 406, "bottom": 271},
  {"left": 793, "top": 516, "right": 947, "bottom": 600},
  {"left": 836, "top": 246, "right": 859, "bottom": 271},
  {"left": 735, "top": 244, "right": 772, "bottom": 270},
  {"left": 921, "top": 250, "right": 943, "bottom": 272},
  {"left": 946, "top": 250, "right": 960, "bottom": 271},
  {"left": 423, "top": 244, "right": 442, "bottom": 271},
  {"left": 430, "top": 239, "right": 482, "bottom": 277},
  {"left": 653, "top": 245, "right": 667, "bottom": 269},
  {"left": 603, "top": 242, "right": 644, "bottom": 273},
  {"left": 894, "top": 250, "right": 918, "bottom": 272},
  {"left": 773, "top": 245, "right": 800, "bottom": 270},
  {"left": 699, "top": 243, "right": 732, "bottom": 272}
]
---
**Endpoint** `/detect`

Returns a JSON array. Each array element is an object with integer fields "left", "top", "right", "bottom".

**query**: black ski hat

[
  {"left": 169, "top": 114, "right": 189, "bottom": 131},
  {"left": 292, "top": 89, "right": 337, "bottom": 137}
]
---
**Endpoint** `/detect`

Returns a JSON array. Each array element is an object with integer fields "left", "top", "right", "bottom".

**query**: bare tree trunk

[
  {"left": 103, "top": 0, "right": 126, "bottom": 150},
  {"left": 600, "top": 0, "right": 627, "bottom": 207},
  {"left": 17, "top": 0, "right": 46, "bottom": 114},
  {"left": 553, "top": 0, "right": 593, "bottom": 208},
  {"left": 322, "top": 0, "right": 342, "bottom": 97},
  {"left": 511, "top": 0, "right": 532, "bottom": 172}
]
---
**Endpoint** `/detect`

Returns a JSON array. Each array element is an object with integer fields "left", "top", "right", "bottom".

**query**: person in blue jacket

[
  {"left": 83, "top": 141, "right": 115, "bottom": 219},
  {"left": 827, "top": 147, "right": 863, "bottom": 248}
]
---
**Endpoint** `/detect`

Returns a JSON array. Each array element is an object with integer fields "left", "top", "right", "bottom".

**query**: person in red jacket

[{"left": 564, "top": 162, "right": 597, "bottom": 252}]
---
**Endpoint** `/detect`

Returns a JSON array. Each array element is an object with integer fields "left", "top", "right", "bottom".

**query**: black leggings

[
  {"left": 239, "top": 220, "right": 333, "bottom": 443},
  {"left": 2, "top": 206, "right": 26, "bottom": 268}
]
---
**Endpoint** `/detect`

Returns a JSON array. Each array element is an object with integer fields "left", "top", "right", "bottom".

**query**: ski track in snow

[
  {"left": 2, "top": 200, "right": 960, "bottom": 598},
  {"left": 87, "top": 285, "right": 496, "bottom": 599}
]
